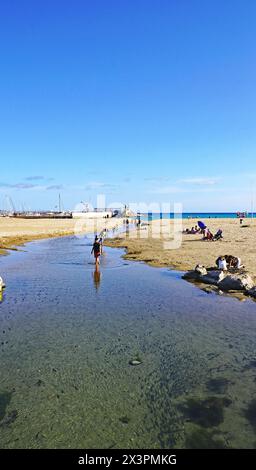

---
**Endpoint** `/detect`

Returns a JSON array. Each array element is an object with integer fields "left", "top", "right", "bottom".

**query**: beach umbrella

[{"left": 198, "top": 221, "right": 206, "bottom": 230}]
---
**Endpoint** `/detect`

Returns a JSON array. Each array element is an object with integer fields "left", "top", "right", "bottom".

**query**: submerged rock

[
  {"left": 129, "top": 359, "right": 142, "bottom": 366},
  {"left": 119, "top": 415, "right": 130, "bottom": 424},
  {"left": 244, "top": 399, "right": 256, "bottom": 431},
  {"left": 202, "top": 285, "right": 220, "bottom": 294},
  {"left": 185, "top": 428, "right": 227, "bottom": 449},
  {"left": 0, "top": 409, "right": 18, "bottom": 427},
  {"left": 180, "top": 396, "right": 232, "bottom": 428},
  {"left": 0, "top": 391, "right": 12, "bottom": 421},
  {"left": 206, "top": 377, "right": 230, "bottom": 394}
]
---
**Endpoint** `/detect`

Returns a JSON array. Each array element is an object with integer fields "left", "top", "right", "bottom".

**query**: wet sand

[
  {"left": 0, "top": 217, "right": 123, "bottom": 255},
  {"left": 105, "top": 218, "right": 256, "bottom": 281}
]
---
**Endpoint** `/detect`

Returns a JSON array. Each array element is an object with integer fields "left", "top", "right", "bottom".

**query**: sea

[{"left": 140, "top": 212, "right": 255, "bottom": 220}]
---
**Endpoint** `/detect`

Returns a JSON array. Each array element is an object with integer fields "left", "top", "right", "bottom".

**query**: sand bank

[
  {"left": 105, "top": 218, "right": 256, "bottom": 281},
  {"left": 0, "top": 217, "right": 123, "bottom": 255}
]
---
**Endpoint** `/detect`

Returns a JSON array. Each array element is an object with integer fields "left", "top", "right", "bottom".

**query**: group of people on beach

[
  {"left": 216, "top": 255, "right": 243, "bottom": 270},
  {"left": 183, "top": 225, "right": 201, "bottom": 234},
  {"left": 183, "top": 221, "right": 223, "bottom": 242}
]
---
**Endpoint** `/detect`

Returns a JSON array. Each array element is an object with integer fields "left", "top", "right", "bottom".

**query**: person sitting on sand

[
  {"left": 203, "top": 228, "right": 213, "bottom": 241},
  {"left": 213, "top": 229, "right": 223, "bottom": 241},
  {"left": 216, "top": 255, "right": 243, "bottom": 270},
  {"left": 91, "top": 236, "right": 101, "bottom": 265},
  {"left": 216, "top": 256, "right": 228, "bottom": 270},
  {"left": 225, "top": 255, "right": 243, "bottom": 269},
  {"left": 183, "top": 227, "right": 198, "bottom": 234},
  {"left": 207, "top": 230, "right": 214, "bottom": 241}
]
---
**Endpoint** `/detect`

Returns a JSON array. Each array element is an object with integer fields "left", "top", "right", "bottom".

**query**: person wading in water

[{"left": 91, "top": 236, "right": 101, "bottom": 265}]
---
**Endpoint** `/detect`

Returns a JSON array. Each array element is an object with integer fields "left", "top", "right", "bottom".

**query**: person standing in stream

[{"left": 91, "top": 236, "right": 101, "bottom": 265}]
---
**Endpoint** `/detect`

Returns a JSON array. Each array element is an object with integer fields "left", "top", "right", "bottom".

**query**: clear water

[{"left": 0, "top": 235, "right": 256, "bottom": 449}]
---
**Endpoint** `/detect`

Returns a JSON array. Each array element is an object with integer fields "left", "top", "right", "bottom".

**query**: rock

[
  {"left": 206, "top": 270, "right": 226, "bottom": 282},
  {"left": 202, "top": 285, "right": 221, "bottom": 294},
  {"left": 248, "top": 287, "right": 256, "bottom": 298},
  {"left": 119, "top": 415, "right": 130, "bottom": 424},
  {"left": 195, "top": 265, "right": 207, "bottom": 276},
  {"left": 183, "top": 267, "right": 254, "bottom": 295},
  {"left": 202, "top": 287, "right": 214, "bottom": 294},
  {"left": 184, "top": 269, "right": 226, "bottom": 286},
  {"left": 129, "top": 359, "right": 142, "bottom": 366},
  {"left": 218, "top": 273, "right": 254, "bottom": 292},
  {"left": 183, "top": 266, "right": 209, "bottom": 281},
  {"left": 0, "top": 277, "right": 6, "bottom": 291},
  {"left": 183, "top": 271, "right": 201, "bottom": 281},
  {"left": 200, "top": 270, "right": 226, "bottom": 285}
]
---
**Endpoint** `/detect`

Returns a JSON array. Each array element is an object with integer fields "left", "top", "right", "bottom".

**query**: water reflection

[{"left": 92, "top": 265, "right": 101, "bottom": 291}]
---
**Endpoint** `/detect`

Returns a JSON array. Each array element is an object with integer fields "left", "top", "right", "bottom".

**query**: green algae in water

[
  {"left": 185, "top": 427, "right": 227, "bottom": 449},
  {"left": 180, "top": 396, "right": 232, "bottom": 428}
]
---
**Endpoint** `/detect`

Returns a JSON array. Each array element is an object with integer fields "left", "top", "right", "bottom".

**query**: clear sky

[{"left": 0, "top": 0, "right": 255, "bottom": 212}]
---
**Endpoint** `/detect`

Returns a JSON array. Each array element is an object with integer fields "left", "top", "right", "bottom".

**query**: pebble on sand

[{"left": 129, "top": 359, "right": 142, "bottom": 366}]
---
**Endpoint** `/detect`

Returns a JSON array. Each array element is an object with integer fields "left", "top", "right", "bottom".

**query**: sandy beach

[
  {"left": 105, "top": 218, "right": 256, "bottom": 281},
  {"left": 0, "top": 217, "right": 123, "bottom": 255},
  {"left": 1, "top": 216, "right": 256, "bottom": 281}
]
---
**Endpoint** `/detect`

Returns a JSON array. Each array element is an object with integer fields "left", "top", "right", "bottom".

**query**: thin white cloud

[
  {"left": 46, "top": 185, "right": 64, "bottom": 190},
  {"left": 151, "top": 186, "right": 228, "bottom": 195},
  {"left": 0, "top": 182, "right": 37, "bottom": 189},
  {"left": 144, "top": 176, "right": 170, "bottom": 182},
  {"left": 24, "top": 176, "right": 55, "bottom": 181},
  {"left": 150, "top": 186, "right": 184, "bottom": 194},
  {"left": 84, "top": 181, "right": 117, "bottom": 191},
  {"left": 178, "top": 177, "right": 220, "bottom": 185},
  {"left": 24, "top": 176, "right": 45, "bottom": 181}
]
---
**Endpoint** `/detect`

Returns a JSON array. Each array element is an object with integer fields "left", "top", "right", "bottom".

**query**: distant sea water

[{"left": 140, "top": 212, "right": 255, "bottom": 220}]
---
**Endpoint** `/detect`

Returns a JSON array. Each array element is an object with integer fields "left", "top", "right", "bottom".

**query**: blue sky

[{"left": 0, "top": 0, "right": 255, "bottom": 212}]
